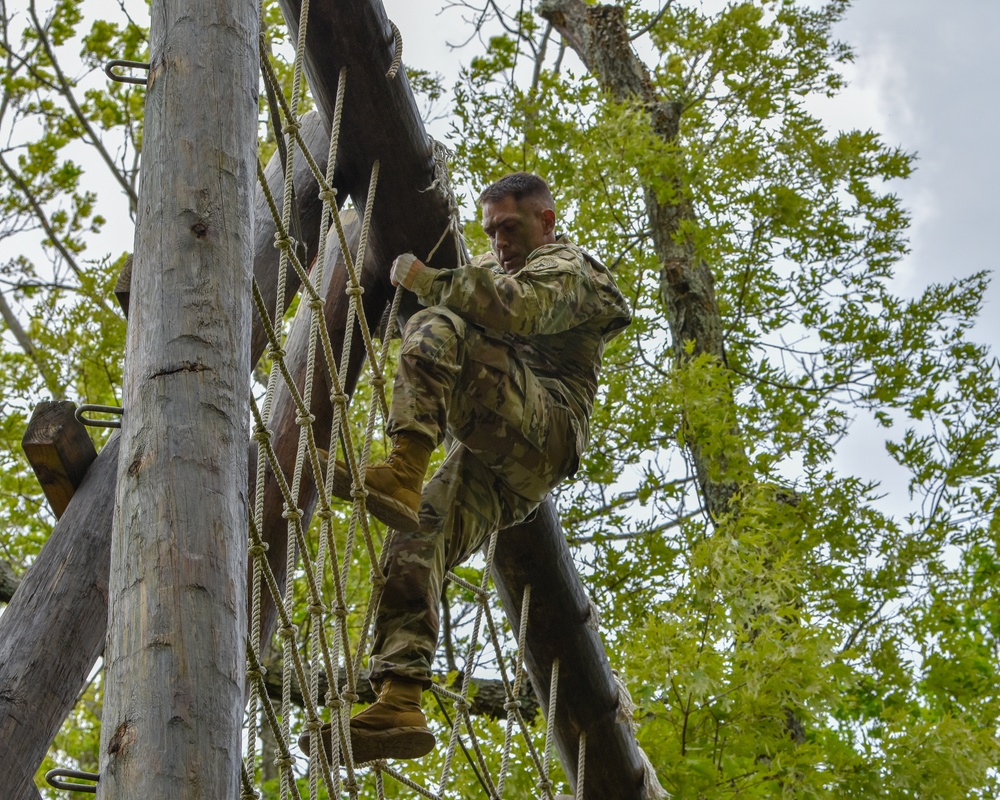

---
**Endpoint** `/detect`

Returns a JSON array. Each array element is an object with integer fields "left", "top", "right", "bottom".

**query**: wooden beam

[
  {"left": 275, "top": 3, "right": 654, "bottom": 797},
  {"left": 21, "top": 400, "right": 98, "bottom": 519},
  {"left": 113, "top": 255, "right": 132, "bottom": 316},
  {"left": 0, "top": 434, "right": 121, "bottom": 800},
  {"left": 493, "top": 502, "right": 648, "bottom": 799},
  {"left": 0, "top": 559, "right": 21, "bottom": 604}
]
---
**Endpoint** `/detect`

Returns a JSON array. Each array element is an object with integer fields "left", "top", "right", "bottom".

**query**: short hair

[{"left": 478, "top": 172, "right": 555, "bottom": 211}]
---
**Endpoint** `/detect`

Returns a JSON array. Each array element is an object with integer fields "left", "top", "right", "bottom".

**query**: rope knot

[
  {"left": 346, "top": 284, "right": 364, "bottom": 298},
  {"left": 296, "top": 412, "right": 316, "bottom": 426},
  {"left": 317, "top": 507, "right": 335, "bottom": 521},
  {"left": 307, "top": 599, "right": 325, "bottom": 616},
  {"left": 267, "top": 344, "right": 286, "bottom": 360},
  {"left": 273, "top": 753, "right": 294, "bottom": 770},
  {"left": 248, "top": 543, "right": 268, "bottom": 560},
  {"left": 371, "top": 375, "right": 386, "bottom": 389},
  {"left": 504, "top": 698, "right": 520, "bottom": 712},
  {"left": 273, "top": 233, "right": 294, "bottom": 252},
  {"left": 343, "top": 690, "right": 359, "bottom": 704},
  {"left": 320, "top": 187, "right": 337, "bottom": 204},
  {"left": 305, "top": 717, "right": 323, "bottom": 734},
  {"left": 454, "top": 698, "right": 470, "bottom": 713},
  {"left": 252, "top": 425, "right": 272, "bottom": 443},
  {"left": 246, "top": 664, "right": 267, "bottom": 682},
  {"left": 308, "top": 296, "right": 324, "bottom": 312},
  {"left": 282, "top": 119, "right": 302, "bottom": 135},
  {"left": 279, "top": 623, "right": 297, "bottom": 641},
  {"left": 333, "top": 604, "right": 349, "bottom": 619},
  {"left": 325, "top": 690, "right": 342, "bottom": 708},
  {"left": 282, "top": 505, "right": 303, "bottom": 522},
  {"left": 332, "top": 391, "right": 349, "bottom": 406}
]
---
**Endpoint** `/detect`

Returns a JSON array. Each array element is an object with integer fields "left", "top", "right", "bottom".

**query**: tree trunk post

[
  {"left": 95, "top": 0, "right": 258, "bottom": 797},
  {"left": 0, "top": 112, "right": 330, "bottom": 800}
]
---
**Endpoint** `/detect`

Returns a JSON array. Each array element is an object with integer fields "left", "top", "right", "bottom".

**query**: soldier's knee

[{"left": 401, "top": 306, "right": 467, "bottom": 354}]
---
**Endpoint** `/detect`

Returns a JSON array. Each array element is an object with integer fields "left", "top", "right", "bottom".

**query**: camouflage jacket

[{"left": 407, "top": 235, "right": 631, "bottom": 456}]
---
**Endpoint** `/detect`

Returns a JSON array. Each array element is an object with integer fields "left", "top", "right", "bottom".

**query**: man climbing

[{"left": 303, "top": 172, "right": 631, "bottom": 763}]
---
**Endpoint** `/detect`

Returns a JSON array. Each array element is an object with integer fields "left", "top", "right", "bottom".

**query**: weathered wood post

[
  {"left": 0, "top": 113, "right": 330, "bottom": 800},
  {"left": 95, "top": 0, "right": 258, "bottom": 796}
]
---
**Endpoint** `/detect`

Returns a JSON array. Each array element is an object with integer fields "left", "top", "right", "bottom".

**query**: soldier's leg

[
  {"left": 386, "top": 306, "right": 468, "bottom": 445},
  {"left": 368, "top": 441, "right": 507, "bottom": 686},
  {"left": 368, "top": 327, "right": 579, "bottom": 682},
  {"left": 331, "top": 306, "right": 467, "bottom": 532}
]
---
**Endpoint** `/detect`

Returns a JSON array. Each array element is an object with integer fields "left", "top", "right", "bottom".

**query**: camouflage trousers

[{"left": 368, "top": 306, "right": 578, "bottom": 687}]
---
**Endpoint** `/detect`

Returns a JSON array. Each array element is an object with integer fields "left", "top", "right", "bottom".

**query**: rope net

[{"left": 241, "top": 6, "right": 588, "bottom": 799}]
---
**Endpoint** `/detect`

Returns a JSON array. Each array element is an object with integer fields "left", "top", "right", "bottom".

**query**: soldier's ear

[{"left": 540, "top": 208, "right": 556, "bottom": 235}]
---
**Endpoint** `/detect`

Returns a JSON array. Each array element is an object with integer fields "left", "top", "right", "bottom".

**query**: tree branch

[{"left": 0, "top": 286, "right": 63, "bottom": 397}]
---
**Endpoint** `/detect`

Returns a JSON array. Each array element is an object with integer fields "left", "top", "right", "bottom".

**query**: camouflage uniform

[{"left": 369, "top": 236, "right": 631, "bottom": 686}]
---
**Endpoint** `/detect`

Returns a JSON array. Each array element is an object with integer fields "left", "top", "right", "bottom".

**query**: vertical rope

[{"left": 540, "top": 658, "right": 560, "bottom": 800}]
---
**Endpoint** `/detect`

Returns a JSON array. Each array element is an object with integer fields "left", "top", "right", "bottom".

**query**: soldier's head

[{"left": 478, "top": 172, "right": 557, "bottom": 274}]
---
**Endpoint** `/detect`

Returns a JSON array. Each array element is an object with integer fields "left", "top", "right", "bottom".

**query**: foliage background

[{"left": 1, "top": 0, "right": 999, "bottom": 797}]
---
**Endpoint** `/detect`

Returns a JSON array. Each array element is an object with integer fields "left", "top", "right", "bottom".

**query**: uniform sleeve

[{"left": 408, "top": 249, "right": 598, "bottom": 335}]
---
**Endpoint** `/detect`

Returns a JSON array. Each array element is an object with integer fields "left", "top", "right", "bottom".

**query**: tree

[
  {"left": 444, "top": 0, "right": 1000, "bottom": 795},
  {"left": 3, "top": 0, "right": 1000, "bottom": 797}
]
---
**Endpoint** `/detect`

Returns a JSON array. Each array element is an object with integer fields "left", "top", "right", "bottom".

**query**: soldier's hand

[{"left": 390, "top": 253, "right": 425, "bottom": 289}]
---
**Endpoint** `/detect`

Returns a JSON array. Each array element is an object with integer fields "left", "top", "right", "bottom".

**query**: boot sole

[
  {"left": 298, "top": 724, "right": 434, "bottom": 765},
  {"left": 331, "top": 461, "right": 420, "bottom": 533},
  {"left": 350, "top": 726, "right": 436, "bottom": 763}
]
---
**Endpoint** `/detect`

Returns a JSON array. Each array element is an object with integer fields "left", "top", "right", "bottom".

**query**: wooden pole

[
  {"left": 0, "top": 113, "right": 330, "bottom": 800},
  {"left": 95, "top": 0, "right": 258, "bottom": 796}
]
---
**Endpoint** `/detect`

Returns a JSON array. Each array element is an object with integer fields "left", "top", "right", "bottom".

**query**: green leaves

[{"left": 448, "top": 0, "right": 1000, "bottom": 795}]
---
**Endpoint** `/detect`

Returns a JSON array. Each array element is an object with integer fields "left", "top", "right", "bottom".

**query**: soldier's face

[{"left": 481, "top": 195, "right": 555, "bottom": 274}]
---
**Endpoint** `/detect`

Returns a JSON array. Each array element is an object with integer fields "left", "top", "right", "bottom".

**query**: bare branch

[
  {"left": 629, "top": 1, "right": 674, "bottom": 42},
  {"left": 28, "top": 0, "right": 139, "bottom": 212}
]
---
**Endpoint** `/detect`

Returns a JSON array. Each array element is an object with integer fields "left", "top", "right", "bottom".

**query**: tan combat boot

[
  {"left": 331, "top": 433, "right": 434, "bottom": 533},
  {"left": 347, "top": 676, "right": 435, "bottom": 762},
  {"left": 297, "top": 677, "right": 435, "bottom": 764}
]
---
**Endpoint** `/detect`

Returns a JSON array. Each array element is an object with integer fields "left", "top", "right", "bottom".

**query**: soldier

[{"left": 303, "top": 172, "right": 631, "bottom": 763}]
